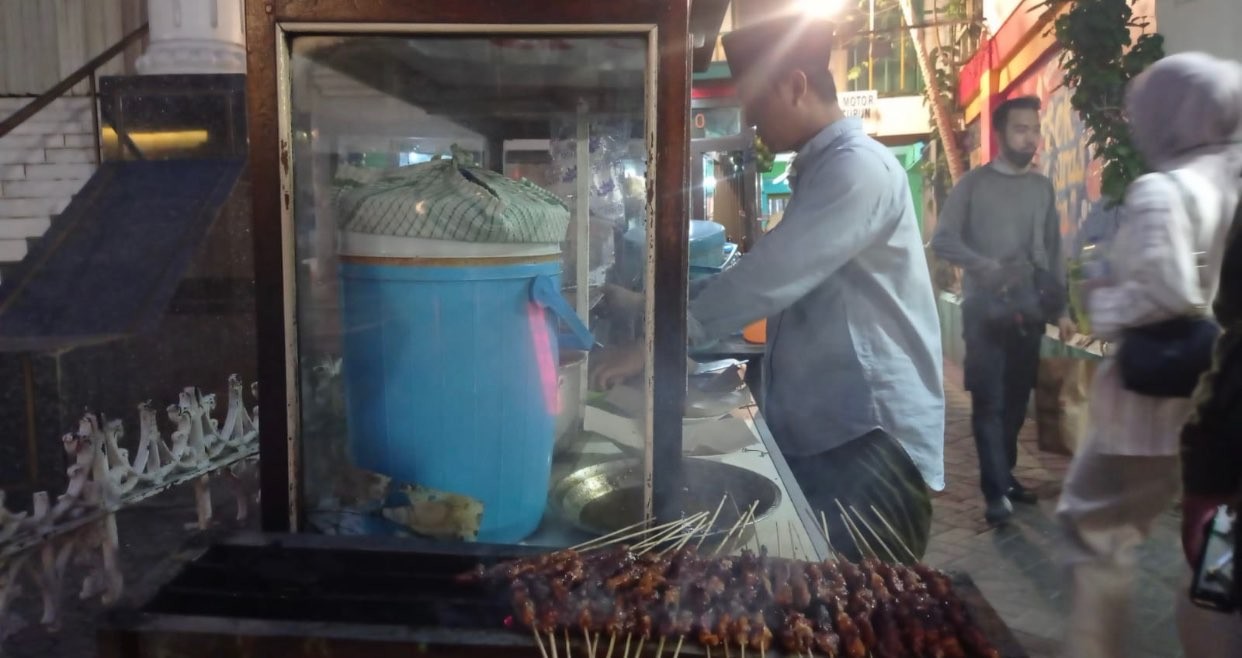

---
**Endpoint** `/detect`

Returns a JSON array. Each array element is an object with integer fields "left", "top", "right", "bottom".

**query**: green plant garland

[{"left": 1050, "top": 0, "right": 1164, "bottom": 203}]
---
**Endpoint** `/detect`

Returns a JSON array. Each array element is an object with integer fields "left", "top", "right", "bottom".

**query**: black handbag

[
  {"left": 1118, "top": 172, "right": 1222, "bottom": 398},
  {"left": 1119, "top": 316, "right": 1220, "bottom": 397}
]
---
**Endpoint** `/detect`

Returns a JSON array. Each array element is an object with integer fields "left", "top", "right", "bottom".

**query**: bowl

[{"left": 548, "top": 458, "right": 781, "bottom": 545}]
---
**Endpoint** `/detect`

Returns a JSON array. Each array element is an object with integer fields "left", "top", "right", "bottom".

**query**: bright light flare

[{"left": 795, "top": 0, "right": 848, "bottom": 18}]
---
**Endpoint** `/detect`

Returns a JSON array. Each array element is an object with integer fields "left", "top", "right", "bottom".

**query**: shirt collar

[{"left": 788, "top": 118, "right": 862, "bottom": 188}]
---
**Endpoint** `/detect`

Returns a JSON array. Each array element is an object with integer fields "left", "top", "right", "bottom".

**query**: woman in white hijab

[{"left": 1056, "top": 52, "right": 1242, "bottom": 658}]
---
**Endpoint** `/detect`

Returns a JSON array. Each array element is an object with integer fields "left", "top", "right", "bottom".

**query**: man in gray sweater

[{"left": 932, "top": 96, "right": 1075, "bottom": 525}]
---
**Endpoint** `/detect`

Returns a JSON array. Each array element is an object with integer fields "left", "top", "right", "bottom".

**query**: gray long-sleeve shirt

[
  {"left": 931, "top": 163, "right": 1066, "bottom": 310},
  {"left": 686, "top": 118, "right": 946, "bottom": 491}
]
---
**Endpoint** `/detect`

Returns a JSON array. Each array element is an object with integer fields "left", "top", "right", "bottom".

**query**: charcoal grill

[{"left": 98, "top": 532, "right": 1030, "bottom": 658}]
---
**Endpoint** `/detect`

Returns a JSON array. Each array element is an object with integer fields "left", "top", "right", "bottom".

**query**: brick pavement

[{"left": 926, "top": 360, "right": 1186, "bottom": 658}]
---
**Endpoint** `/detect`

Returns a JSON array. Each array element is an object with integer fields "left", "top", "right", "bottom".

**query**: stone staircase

[{"left": 0, "top": 97, "right": 98, "bottom": 276}]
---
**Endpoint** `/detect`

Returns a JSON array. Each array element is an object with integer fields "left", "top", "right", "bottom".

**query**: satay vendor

[{"left": 593, "top": 15, "right": 945, "bottom": 562}]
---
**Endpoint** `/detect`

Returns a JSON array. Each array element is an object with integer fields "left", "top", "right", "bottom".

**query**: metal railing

[{"left": 0, "top": 23, "right": 149, "bottom": 162}]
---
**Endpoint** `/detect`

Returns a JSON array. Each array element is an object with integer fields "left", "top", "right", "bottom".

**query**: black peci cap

[{"left": 721, "top": 15, "right": 836, "bottom": 84}]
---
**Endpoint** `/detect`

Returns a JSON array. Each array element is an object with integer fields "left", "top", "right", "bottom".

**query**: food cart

[{"left": 96, "top": 2, "right": 1029, "bottom": 656}]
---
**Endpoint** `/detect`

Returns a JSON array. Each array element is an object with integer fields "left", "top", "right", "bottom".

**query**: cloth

[
  {"left": 333, "top": 154, "right": 571, "bottom": 244},
  {"left": 1177, "top": 569, "right": 1242, "bottom": 657},
  {"left": 931, "top": 162, "right": 1066, "bottom": 316},
  {"left": 961, "top": 297, "right": 1043, "bottom": 501},
  {"left": 1056, "top": 440, "right": 1181, "bottom": 658},
  {"left": 685, "top": 118, "right": 945, "bottom": 490},
  {"left": 786, "top": 429, "right": 932, "bottom": 564}
]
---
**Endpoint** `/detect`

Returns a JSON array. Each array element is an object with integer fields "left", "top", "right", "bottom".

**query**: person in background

[
  {"left": 1056, "top": 52, "right": 1242, "bottom": 658},
  {"left": 1179, "top": 191, "right": 1242, "bottom": 658},
  {"left": 592, "top": 15, "right": 945, "bottom": 561},
  {"left": 932, "top": 96, "right": 1076, "bottom": 525}
]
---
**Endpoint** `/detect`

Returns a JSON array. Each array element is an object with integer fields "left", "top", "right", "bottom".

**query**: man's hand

[
  {"left": 1182, "top": 494, "right": 1232, "bottom": 566},
  {"left": 591, "top": 344, "right": 645, "bottom": 390},
  {"left": 603, "top": 284, "right": 644, "bottom": 318},
  {"left": 1057, "top": 316, "right": 1078, "bottom": 342}
]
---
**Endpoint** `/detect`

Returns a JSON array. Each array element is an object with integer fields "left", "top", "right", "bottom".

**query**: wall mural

[{"left": 1007, "top": 53, "right": 1105, "bottom": 259}]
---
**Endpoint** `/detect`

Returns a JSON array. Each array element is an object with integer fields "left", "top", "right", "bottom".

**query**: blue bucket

[{"left": 338, "top": 256, "right": 592, "bottom": 544}]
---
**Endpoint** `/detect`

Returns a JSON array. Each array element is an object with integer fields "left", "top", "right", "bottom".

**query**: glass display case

[{"left": 247, "top": 0, "right": 826, "bottom": 560}]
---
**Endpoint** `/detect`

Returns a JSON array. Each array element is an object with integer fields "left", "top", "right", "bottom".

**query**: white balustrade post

[{"left": 137, "top": 0, "right": 246, "bottom": 75}]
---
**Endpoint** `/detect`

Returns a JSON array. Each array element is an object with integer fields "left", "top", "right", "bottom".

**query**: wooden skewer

[
  {"left": 635, "top": 636, "right": 645, "bottom": 658},
  {"left": 725, "top": 641, "right": 732, "bottom": 658},
  {"left": 601, "top": 514, "right": 706, "bottom": 552},
  {"left": 833, "top": 499, "right": 875, "bottom": 559},
  {"left": 566, "top": 628, "right": 573, "bottom": 658},
  {"left": 533, "top": 629, "right": 551, "bottom": 658},
  {"left": 760, "top": 641, "right": 767, "bottom": 658},
  {"left": 720, "top": 499, "right": 755, "bottom": 551},
  {"left": 572, "top": 518, "right": 650, "bottom": 551},
  {"left": 583, "top": 629, "right": 596, "bottom": 658},
  {"left": 672, "top": 636, "right": 685, "bottom": 658},
  {"left": 656, "top": 636, "right": 666, "bottom": 658},
  {"left": 637, "top": 512, "right": 709, "bottom": 556},
  {"left": 696, "top": 495, "right": 730, "bottom": 549},
  {"left": 715, "top": 500, "right": 760, "bottom": 556},
  {"left": 849, "top": 504, "right": 899, "bottom": 563},
  {"left": 665, "top": 514, "right": 709, "bottom": 556},
  {"left": 869, "top": 504, "right": 919, "bottom": 563},
  {"left": 594, "top": 633, "right": 602, "bottom": 658},
  {"left": 550, "top": 631, "right": 560, "bottom": 658},
  {"left": 633, "top": 512, "right": 708, "bottom": 552},
  {"left": 819, "top": 509, "right": 837, "bottom": 558},
  {"left": 623, "top": 633, "right": 632, "bottom": 658},
  {"left": 606, "top": 634, "right": 618, "bottom": 658}
]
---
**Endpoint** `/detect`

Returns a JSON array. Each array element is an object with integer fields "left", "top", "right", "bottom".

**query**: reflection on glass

[{"left": 287, "top": 34, "right": 649, "bottom": 548}]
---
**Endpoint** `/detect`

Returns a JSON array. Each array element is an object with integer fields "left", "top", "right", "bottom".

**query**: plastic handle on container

[{"left": 530, "top": 275, "right": 595, "bottom": 351}]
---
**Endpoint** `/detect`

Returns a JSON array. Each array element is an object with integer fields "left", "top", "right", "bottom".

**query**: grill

[{"left": 98, "top": 532, "right": 1030, "bottom": 658}]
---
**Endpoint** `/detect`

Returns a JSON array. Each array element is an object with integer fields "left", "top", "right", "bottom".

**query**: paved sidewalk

[{"left": 924, "top": 361, "right": 1185, "bottom": 658}]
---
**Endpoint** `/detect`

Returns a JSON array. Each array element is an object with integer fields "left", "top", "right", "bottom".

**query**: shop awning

[{"left": 0, "top": 158, "right": 246, "bottom": 353}]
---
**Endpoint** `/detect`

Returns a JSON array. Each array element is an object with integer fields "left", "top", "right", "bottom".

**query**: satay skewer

[
  {"left": 833, "top": 499, "right": 876, "bottom": 559},
  {"left": 848, "top": 505, "right": 899, "bottom": 563},
  {"left": 625, "top": 513, "right": 709, "bottom": 552},
  {"left": 605, "top": 634, "right": 617, "bottom": 658},
  {"left": 566, "top": 628, "right": 573, "bottom": 658},
  {"left": 572, "top": 518, "right": 650, "bottom": 551},
  {"left": 623, "top": 633, "right": 632, "bottom": 658},
  {"left": 550, "top": 631, "right": 560, "bottom": 658},
  {"left": 869, "top": 504, "right": 919, "bottom": 563},
  {"left": 656, "top": 637, "right": 666, "bottom": 658},
  {"left": 533, "top": 629, "right": 551, "bottom": 658},
  {"left": 638, "top": 512, "right": 710, "bottom": 556},
  {"left": 720, "top": 500, "right": 760, "bottom": 556},
  {"left": 696, "top": 495, "right": 731, "bottom": 549},
  {"left": 819, "top": 509, "right": 838, "bottom": 558},
  {"left": 671, "top": 636, "right": 685, "bottom": 658}
]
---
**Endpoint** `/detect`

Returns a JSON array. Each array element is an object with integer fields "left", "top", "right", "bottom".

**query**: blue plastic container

[{"left": 338, "top": 256, "right": 592, "bottom": 544}]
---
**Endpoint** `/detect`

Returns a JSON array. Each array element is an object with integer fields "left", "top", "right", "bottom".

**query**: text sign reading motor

[{"left": 839, "top": 90, "right": 879, "bottom": 121}]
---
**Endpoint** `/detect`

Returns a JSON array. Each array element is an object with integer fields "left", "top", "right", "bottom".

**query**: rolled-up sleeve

[
  {"left": 688, "top": 147, "right": 895, "bottom": 345},
  {"left": 1088, "top": 176, "right": 1205, "bottom": 339}
]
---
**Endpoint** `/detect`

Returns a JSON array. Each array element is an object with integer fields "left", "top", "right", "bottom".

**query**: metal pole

[{"left": 89, "top": 73, "right": 103, "bottom": 164}]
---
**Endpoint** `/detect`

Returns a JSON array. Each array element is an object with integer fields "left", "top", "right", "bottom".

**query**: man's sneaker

[
  {"left": 985, "top": 496, "right": 1014, "bottom": 525},
  {"left": 1007, "top": 483, "right": 1039, "bottom": 505}
]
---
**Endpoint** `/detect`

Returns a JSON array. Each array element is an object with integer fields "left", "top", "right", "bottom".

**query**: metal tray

[{"left": 547, "top": 458, "right": 781, "bottom": 542}]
